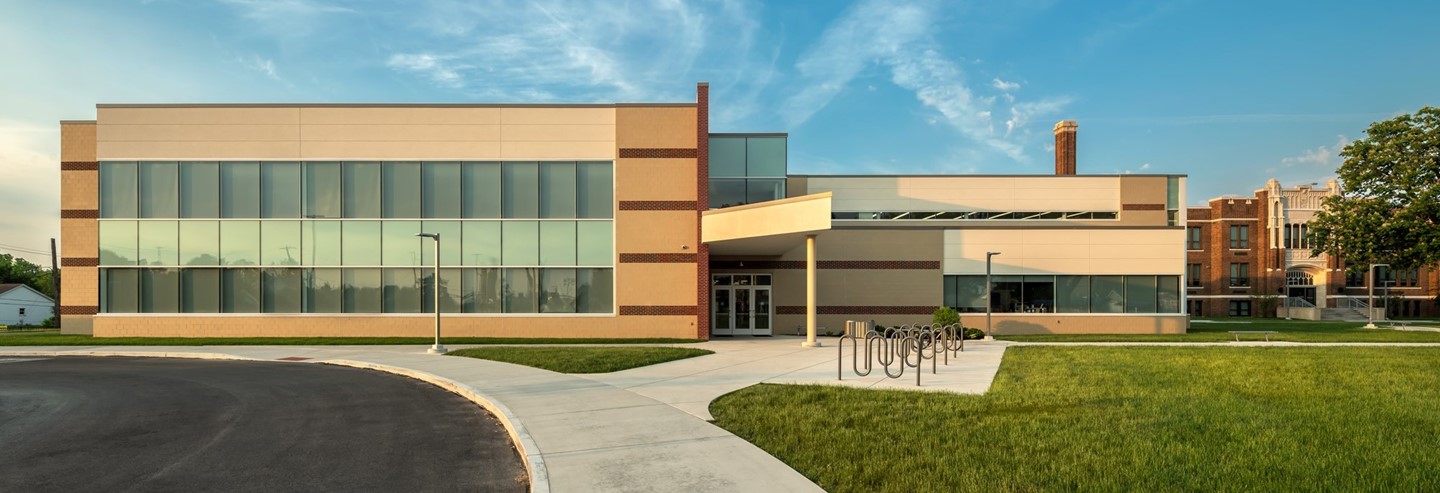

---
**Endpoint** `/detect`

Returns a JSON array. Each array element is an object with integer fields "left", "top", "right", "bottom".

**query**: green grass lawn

[
  {"left": 448, "top": 346, "right": 713, "bottom": 373},
  {"left": 0, "top": 333, "right": 703, "bottom": 346},
  {"left": 997, "top": 318, "right": 1440, "bottom": 342},
  {"left": 711, "top": 346, "right": 1440, "bottom": 492}
]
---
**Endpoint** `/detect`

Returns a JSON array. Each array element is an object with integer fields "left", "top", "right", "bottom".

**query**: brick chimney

[{"left": 1054, "top": 120, "right": 1078, "bottom": 175}]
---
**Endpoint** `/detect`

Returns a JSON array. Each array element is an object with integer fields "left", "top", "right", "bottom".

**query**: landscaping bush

[
  {"left": 932, "top": 307, "right": 960, "bottom": 327},
  {"left": 963, "top": 327, "right": 985, "bottom": 340}
]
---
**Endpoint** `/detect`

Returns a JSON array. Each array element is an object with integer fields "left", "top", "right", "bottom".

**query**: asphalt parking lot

[{"left": 0, "top": 357, "right": 526, "bottom": 492}]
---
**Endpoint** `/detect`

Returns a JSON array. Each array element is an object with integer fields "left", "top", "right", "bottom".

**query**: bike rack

[{"left": 837, "top": 320, "right": 967, "bottom": 387}]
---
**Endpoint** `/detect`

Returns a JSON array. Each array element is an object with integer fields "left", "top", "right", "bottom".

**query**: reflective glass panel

[
  {"left": 382, "top": 221, "right": 422, "bottom": 266},
  {"left": 1125, "top": 276, "right": 1158, "bottom": 313},
  {"left": 423, "top": 162, "right": 462, "bottom": 218},
  {"left": 576, "top": 162, "right": 613, "bottom": 218},
  {"left": 745, "top": 137, "right": 787, "bottom": 177},
  {"left": 1055, "top": 276, "right": 1091, "bottom": 313},
  {"left": 306, "top": 268, "right": 343, "bottom": 313},
  {"left": 991, "top": 276, "right": 1023, "bottom": 313},
  {"left": 103, "top": 269, "right": 139, "bottom": 313},
  {"left": 260, "top": 221, "right": 302, "bottom": 266},
  {"left": 1157, "top": 275, "right": 1181, "bottom": 313},
  {"left": 746, "top": 179, "right": 785, "bottom": 205},
  {"left": 504, "top": 268, "right": 538, "bottom": 313},
  {"left": 576, "top": 222, "right": 613, "bottom": 266},
  {"left": 708, "top": 179, "right": 746, "bottom": 208},
  {"left": 100, "top": 162, "right": 138, "bottom": 218},
  {"left": 540, "top": 268, "right": 577, "bottom": 313},
  {"left": 342, "top": 221, "right": 382, "bottom": 266},
  {"left": 140, "top": 268, "right": 179, "bottom": 313},
  {"left": 222, "top": 269, "right": 261, "bottom": 313},
  {"left": 137, "top": 221, "right": 178, "bottom": 266},
  {"left": 503, "top": 162, "right": 539, "bottom": 218},
  {"left": 540, "top": 162, "right": 577, "bottom": 218},
  {"left": 462, "top": 268, "right": 503, "bottom": 313},
  {"left": 383, "top": 268, "right": 423, "bottom": 313},
  {"left": 540, "top": 222, "right": 576, "bottom": 266},
  {"left": 420, "top": 268, "right": 463, "bottom": 314},
  {"left": 420, "top": 221, "right": 462, "bottom": 266},
  {"left": 181, "top": 268, "right": 221, "bottom": 313},
  {"left": 179, "top": 221, "right": 219, "bottom": 266},
  {"left": 344, "top": 162, "right": 381, "bottom": 218},
  {"left": 577, "top": 268, "right": 613, "bottom": 313},
  {"left": 1091, "top": 276, "right": 1125, "bottom": 313},
  {"left": 263, "top": 268, "right": 303, "bottom": 313},
  {"left": 99, "top": 220, "right": 138, "bottom": 265},
  {"left": 343, "top": 268, "right": 382, "bottom": 313},
  {"left": 302, "top": 221, "right": 343, "bottom": 266},
  {"left": 462, "top": 162, "right": 502, "bottom": 218},
  {"left": 954, "top": 276, "right": 987, "bottom": 313},
  {"left": 220, "top": 221, "right": 260, "bottom": 266},
  {"left": 502, "top": 221, "right": 539, "bottom": 266},
  {"left": 261, "top": 162, "right": 301, "bottom": 218},
  {"left": 180, "top": 161, "right": 219, "bottom": 218},
  {"left": 708, "top": 137, "right": 746, "bottom": 177},
  {"left": 305, "top": 162, "right": 343, "bottom": 219},
  {"left": 220, "top": 162, "right": 260, "bottom": 218},
  {"left": 1022, "top": 276, "right": 1055, "bottom": 313},
  {"left": 462, "top": 222, "right": 502, "bottom": 266},
  {"left": 383, "top": 162, "right": 422, "bottom": 218},
  {"left": 139, "top": 162, "right": 179, "bottom": 218}
]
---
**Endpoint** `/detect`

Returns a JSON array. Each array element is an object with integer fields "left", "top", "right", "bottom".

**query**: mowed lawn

[
  {"left": 711, "top": 346, "right": 1440, "bottom": 492},
  {"left": 998, "top": 318, "right": 1440, "bottom": 342},
  {"left": 448, "top": 346, "right": 713, "bottom": 373}
]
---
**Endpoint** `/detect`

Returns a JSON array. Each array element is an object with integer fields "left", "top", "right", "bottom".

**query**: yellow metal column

[{"left": 803, "top": 234, "right": 821, "bottom": 347}]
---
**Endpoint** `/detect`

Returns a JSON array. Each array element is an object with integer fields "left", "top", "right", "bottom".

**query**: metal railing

[
  {"left": 1341, "top": 297, "right": 1370, "bottom": 310},
  {"left": 1285, "top": 297, "right": 1316, "bottom": 308},
  {"left": 837, "top": 321, "right": 967, "bottom": 387}
]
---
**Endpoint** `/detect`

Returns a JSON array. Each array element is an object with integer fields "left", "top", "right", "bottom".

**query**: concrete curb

[
  {"left": 321, "top": 359, "right": 550, "bottom": 493},
  {"left": 0, "top": 350, "right": 549, "bottom": 493}
]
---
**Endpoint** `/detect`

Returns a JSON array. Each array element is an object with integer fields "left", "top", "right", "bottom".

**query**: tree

[
  {"left": 0, "top": 253, "right": 56, "bottom": 297},
  {"left": 1309, "top": 107, "right": 1440, "bottom": 271}
]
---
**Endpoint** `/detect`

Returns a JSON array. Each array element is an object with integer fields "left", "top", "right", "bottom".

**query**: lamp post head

[
  {"left": 416, "top": 232, "right": 440, "bottom": 240},
  {"left": 987, "top": 251, "right": 1001, "bottom": 257}
]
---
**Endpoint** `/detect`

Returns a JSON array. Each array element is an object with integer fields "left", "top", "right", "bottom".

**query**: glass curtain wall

[
  {"left": 942, "top": 274, "right": 1183, "bottom": 314},
  {"left": 708, "top": 135, "right": 787, "bottom": 209},
  {"left": 97, "top": 161, "right": 615, "bottom": 315}
]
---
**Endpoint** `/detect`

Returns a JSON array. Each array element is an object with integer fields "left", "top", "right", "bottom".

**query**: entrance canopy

[{"left": 701, "top": 192, "right": 832, "bottom": 255}]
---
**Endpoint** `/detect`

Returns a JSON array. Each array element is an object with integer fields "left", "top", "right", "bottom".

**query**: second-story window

[
  {"left": 1229, "top": 263, "right": 1250, "bottom": 287},
  {"left": 1229, "top": 225, "right": 1249, "bottom": 249},
  {"left": 1187, "top": 227, "right": 1202, "bottom": 250},
  {"left": 1187, "top": 263, "right": 1202, "bottom": 287}
]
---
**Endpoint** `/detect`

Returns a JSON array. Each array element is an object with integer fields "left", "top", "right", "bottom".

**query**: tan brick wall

[
  {"left": 961, "top": 314, "right": 1189, "bottom": 335},
  {"left": 60, "top": 122, "right": 98, "bottom": 334}
]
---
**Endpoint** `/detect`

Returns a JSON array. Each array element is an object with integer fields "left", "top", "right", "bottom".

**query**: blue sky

[{"left": 2, "top": 0, "right": 1437, "bottom": 263}]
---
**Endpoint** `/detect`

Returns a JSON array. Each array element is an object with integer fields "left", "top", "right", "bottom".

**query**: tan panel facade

[
  {"left": 944, "top": 228, "right": 1185, "bottom": 275},
  {"left": 615, "top": 211, "right": 695, "bottom": 254},
  {"left": 616, "top": 263, "right": 700, "bottom": 305},
  {"left": 95, "top": 105, "right": 617, "bottom": 160},
  {"left": 93, "top": 315, "right": 694, "bottom": 338},
  {"left": 614, "top": 107, "right": 697, "bottom": 148},
  {"left": 615, "top": 158, "right": 697, "bottom": 201},
  {"left": 59, "top": 122, "right": 99, "bottom": 334}
]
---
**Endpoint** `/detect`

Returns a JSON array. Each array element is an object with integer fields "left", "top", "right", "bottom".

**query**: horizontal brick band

[
  {"left": 619, "top": 253, "right": 698, "bottom": 263},
  {"left": 1122, "top": 203, "right": 1166, "bottom": 211},
  {"left": 618, "top": 148, "right": 698, "bottom": 159},
  {"left": 61, "top": 257, "right": 99, "bottom": 267},
  {"left": 61, "top": 209, "right": 99, "bottom": 219},
  {"left": 61, "top": 161, "right": 99, "bottom": 171},
  {"left": 60, "top": 306, "right": 99, "bottom": 315},
  {"left": 620, "top": 305, "right": 698, "bottom": 316},
  {"left": 776, "top": 305, "right": 939, "bottom": 315},
  {"left": 619, "top": 200, "right": 699, "bottom": 211},
  {"left": 711, "top": 260, "right": 940, "bottom": 270}
]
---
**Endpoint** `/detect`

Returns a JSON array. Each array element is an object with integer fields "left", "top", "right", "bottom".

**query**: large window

[
  {"left": 97, "top": 160, "right": 616, "bottom": 315},
  {"left": 1187, "top": 227, "right": 1202, "bottom": 250},
  {"left": 942, "top": 275, "right": 1183, "bottom": 314},
  {"left": 1228, "top": 300, "right": 1252, "bottom": 317},
  {"left": 1186, "top": 263, "right": 1202, "bottom": 287},
  {"left": 1229, "top": 263, "right": 1250, "bottom": 287},
  {"left": 708, "top": 134, "right": 788, "bottom": 209},
  {"left": 1229, "top": 225, "right": 1249, "bottom": 249}
]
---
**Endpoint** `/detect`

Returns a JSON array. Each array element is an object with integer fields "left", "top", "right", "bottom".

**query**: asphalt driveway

[{"left": 0, "top": 357, "right": 526, "bottom": 492}]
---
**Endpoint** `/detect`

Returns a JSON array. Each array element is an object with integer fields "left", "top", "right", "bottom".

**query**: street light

[
  {"left": 985, "top": 252, "right": 1001, "bottom": 340},
  {"left": 1364, "top": 263, "right": 1389, "bottom": 329},
  {"left": 417, "top": 232, "right": 446, "bottom": 354}
]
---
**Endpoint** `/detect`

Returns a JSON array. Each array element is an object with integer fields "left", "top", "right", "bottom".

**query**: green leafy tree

[
  {"left": 1309, "top": 107, "right": 1440, "bottom": 271},
  {"left": 0, "top": 253, "right": 56, "bottom": 297}
]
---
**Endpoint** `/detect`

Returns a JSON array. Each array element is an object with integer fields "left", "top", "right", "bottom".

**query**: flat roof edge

[
  {"left": 59, "top": 120, "right": 97, "bottom": 124},
  {"left": 793, "top": 173, "right": 1188, "bottom": 178}
]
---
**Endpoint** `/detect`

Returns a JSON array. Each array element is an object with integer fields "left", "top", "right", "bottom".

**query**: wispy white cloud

[
  {"left": 781, "top": 0, "right": 1069, "bottom": 161},
  {"left": 1281, "top": 135, "right": 1349, "bottom": 168},
  {"left": 1116, "top": 163, "right": 1151, "bottom": 174},
  {"left": 387, "top": 53, "right": 462, "bottom": 88},
  {"left": 217, "top": 0, "right": 354, "bottom": 20},
  {"left": 1089, "top": 113, "right": 1387, "bottom": 126},
  {"left": 237, "top": 54, "right": 286, "bottom": 84}
]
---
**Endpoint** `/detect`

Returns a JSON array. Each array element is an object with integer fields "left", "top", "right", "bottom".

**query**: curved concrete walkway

[{"left": 0, "top": 345, "right": 823, "bottom": 493}]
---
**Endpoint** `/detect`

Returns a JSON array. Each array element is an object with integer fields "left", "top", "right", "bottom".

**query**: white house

[{"left": 0, "top": 284, "right": 55, "bottom": 326}]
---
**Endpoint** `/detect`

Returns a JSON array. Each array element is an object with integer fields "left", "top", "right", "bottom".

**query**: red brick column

[{"left": 696, "top": 82, "right": 710, "bottom": 340}]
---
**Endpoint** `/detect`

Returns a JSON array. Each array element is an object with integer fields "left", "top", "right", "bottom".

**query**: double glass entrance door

[{"left": 712, "top": 274, "right": 772, "bottom": 336}]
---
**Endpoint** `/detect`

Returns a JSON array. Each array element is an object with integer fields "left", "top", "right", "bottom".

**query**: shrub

[
  {"left": 932, "top": 307, "right": 960, "bottom": 327},
  {"left": 963, "top": 327, "right": 985, "bottom": 340}
]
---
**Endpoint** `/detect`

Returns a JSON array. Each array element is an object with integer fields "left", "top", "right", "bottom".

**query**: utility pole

[{"left": 49, "top": 238, "right": 59, "bottom": 327}]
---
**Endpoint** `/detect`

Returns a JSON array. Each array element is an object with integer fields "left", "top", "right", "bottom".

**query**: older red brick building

[{"left": 1186, "top": 179, "right": 1439, "bottom": 319}]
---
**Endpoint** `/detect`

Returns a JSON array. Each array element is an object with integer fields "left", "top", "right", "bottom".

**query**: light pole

[
  {"left": 985, "top": 252, "right": 1001, "bottom": 340},
  {"left": 1364, "top": 263, "right": 1389, "bottom": 329},
  {"left": 417, "top": 232, "right": 446, "bottom": 353}
]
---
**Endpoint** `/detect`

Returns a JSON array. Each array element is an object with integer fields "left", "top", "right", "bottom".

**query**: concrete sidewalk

[{"left": 0, "top": 345, "right": 824, "bottom": 493}]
